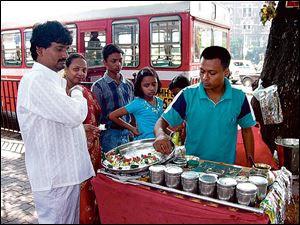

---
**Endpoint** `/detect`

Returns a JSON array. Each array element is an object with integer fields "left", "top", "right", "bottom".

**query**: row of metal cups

[{"left": 149, "top": 165, "right": 269, "bottom": 206}]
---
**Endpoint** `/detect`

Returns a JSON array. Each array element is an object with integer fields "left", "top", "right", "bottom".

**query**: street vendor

[{"left": 153, "top": 46, "right": 256, "bottom": 166}]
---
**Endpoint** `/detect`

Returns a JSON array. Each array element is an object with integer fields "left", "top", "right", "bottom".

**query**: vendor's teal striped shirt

[{"left": 162, "top": 78, "right": 256, "bottom": 164}]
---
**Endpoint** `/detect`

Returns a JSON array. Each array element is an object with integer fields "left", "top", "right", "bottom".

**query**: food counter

[
  {"left": 92, "top": 139, "right": 292, "bottom": 224},
  {"left": 91, "top": 169, "right": 271, "bottom": 224}
]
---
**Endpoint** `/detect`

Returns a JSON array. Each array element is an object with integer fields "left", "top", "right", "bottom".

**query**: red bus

[{"left": 1, "top": 1, "right": 230, "bottom": 115}]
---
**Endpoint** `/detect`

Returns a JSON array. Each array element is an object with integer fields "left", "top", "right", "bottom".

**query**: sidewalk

[{"left": 1, "top": 131, "right": 38, "bottom": 224}]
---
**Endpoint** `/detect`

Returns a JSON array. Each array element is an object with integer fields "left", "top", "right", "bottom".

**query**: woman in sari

[{"left": 64, "top": 53, "right": 101, "bottom": 224}]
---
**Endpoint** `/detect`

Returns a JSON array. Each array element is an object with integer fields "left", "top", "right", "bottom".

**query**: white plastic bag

[{"left": 253, "top": 79, "right": 283, "bottom": 125}]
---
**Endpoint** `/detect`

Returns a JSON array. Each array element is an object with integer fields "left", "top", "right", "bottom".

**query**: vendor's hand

[
  {"left": 131, "top": 127, "right": 142, "bottom": 137},
  {"left": 153, "top": 134, "right": 173, "bottom": 155}
]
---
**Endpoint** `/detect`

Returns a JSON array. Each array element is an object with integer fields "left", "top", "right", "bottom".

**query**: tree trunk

[{"left": 251, "top": 1, "right": 299, "bottom": 153}]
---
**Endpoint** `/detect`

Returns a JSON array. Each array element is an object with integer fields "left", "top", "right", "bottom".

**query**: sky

[{"left": 1, "top": 1, "right": 179, "bottom": 27}]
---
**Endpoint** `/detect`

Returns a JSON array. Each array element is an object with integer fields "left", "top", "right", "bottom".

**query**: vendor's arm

[
  {"left": 237, "top": 94, "right": 256, "bottom": 167},
  {"left": 153, "top": 117, "right": 173, "bottom": 154},
  {"left": 109, "top": 107, "right": 140, "bottom": 136},
  {"left": 241, "top": 127, "right": 254, "bottom": 167},
  {"left": 154, "top": 91, "right": 186, "bottom": 154}
]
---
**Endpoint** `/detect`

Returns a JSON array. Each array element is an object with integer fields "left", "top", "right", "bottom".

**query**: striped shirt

[
  {"left": 91, "top": 72, "right": 134, "bottom": 127},
  {"left": 17, "top": 62, "right": 95, "bottom": 191}
]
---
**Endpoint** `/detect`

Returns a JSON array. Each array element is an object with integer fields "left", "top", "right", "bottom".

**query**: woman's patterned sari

[{"left": 80, "top": 85, "right": 101, "bottom": 224}]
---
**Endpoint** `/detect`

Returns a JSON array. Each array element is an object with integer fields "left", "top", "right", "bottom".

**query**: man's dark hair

[
  {"left": 200, "top": 46, "right": 231, "bottom": 69},
  {"left": 169, "top": 74, "right": 190, "bottom": 90},
  {"left": 134, "top": 67, "right": 161, "bottom": 98},
  {"left": 102, "top": 43, "right": 124, "bottom": 61},
  {"left": 30, "top": 21, "right": 73, "bottom": 61},
  {"left": 65, "top": 53, "right": 86, "bottom": 68}
]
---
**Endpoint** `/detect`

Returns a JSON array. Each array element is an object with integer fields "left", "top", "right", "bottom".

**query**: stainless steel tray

[
  {"left": 98, "top": 169, "right": 264, "bottom": 214},
  {"left": 102, "top": 138, "right": 175, "bottom": 174}
]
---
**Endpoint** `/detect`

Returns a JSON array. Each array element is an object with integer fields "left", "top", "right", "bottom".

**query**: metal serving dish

[{"left": 102, "top": 138, "right": 174, "bottom": 174}]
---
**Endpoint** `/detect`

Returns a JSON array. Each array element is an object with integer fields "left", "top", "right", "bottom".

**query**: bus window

[
  {"left": 23, "top": 24, "right": 77, "bottom": 67},
  {"left": 193, "top": 22, "right": 213, "bottom": 63},
  {"left": 24, "top": 29, "right": 34, "bottom": 67},
  {"left": 1, "top": 30, "right": 22, "bottom": 67},
  {"left": 84, "top": 31, "right": 106, "bottom": 68},
  {"left": 150, "top": 16, "right": 181, "bottom": 68},
  {"left": 212, "top": 28, "right": 228, "bottom": 48},
  {"left": 66, "top": 24, "right": 77, "bottom": 54},
  {"left": 112, "top": 19, "right": 139, "bottom": 67}
]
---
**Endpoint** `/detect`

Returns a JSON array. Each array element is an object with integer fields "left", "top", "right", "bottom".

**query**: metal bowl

[
  {"left": 102, "top": 138, "right": 174, "bottom": 174},
  {"left": 252, "top": 163, "right": 271, "bottom": 175},
  {"left": 172, "top": 157, "right": 187, "bottom": 167},
  {"left": 185, "top": 155, "right": 200, "bottom": 161},
  {"left": 275, "top": 138, "right": 299, "bottom": 175}
]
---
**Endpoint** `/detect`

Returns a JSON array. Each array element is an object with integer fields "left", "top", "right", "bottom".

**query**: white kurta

[{"left": 17, "top": 62, "right": 95, "bottom": 192}]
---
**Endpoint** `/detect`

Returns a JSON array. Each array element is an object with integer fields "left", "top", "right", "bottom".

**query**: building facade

[{"left": 219, "top": 1, "right": 271, "bottom": 65}]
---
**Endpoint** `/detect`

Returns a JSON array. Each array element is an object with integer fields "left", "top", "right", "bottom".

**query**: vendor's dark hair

[
  {"left": 30, "top": 20, "right": 73, "bottom": 61},
  {"left": 65, "top": 53, "right": 86, "bottom": 68},
  {"left": 169, "top": 74, "right": 190, "bottom": 90},
  {"left": 102, "top": 43, "right": 124, "bottom": 61},
  {"left": 200, "top": 46, "right": 231, "bottom": 69},
  {"left": 134, "top": 67, "right": 161, "bottom": 98}
]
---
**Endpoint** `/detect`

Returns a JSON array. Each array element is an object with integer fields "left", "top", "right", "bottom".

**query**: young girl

[{"left": 109, "top": 67, "right": 163, "bottom": 140}]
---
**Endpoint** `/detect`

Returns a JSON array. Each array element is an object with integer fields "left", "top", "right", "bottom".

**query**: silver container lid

[
  {"left": 236, "top": 182, "right": 257, "bottom": 194},
  {"left": 149, "top": 165, "right": 166, "bottom": 172},
  {"left": 164, "top": 166, "right": 183, "bottom": 174},
  {"left": 199, "top": 174, "right": 217, "bottom": 184},
  {"left": 181, "top": 171, "right": 199, "bottom": 180},
  {"left": 217, "top": 177, "right": 237, "bottom": 187},
  {"left": 248, "top": 175, "right": 268, "bottom": 185}
]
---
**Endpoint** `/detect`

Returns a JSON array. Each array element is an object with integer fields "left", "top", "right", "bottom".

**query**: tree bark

[{"left": 251, "top": 1, "right": 299, "bottom": 153}]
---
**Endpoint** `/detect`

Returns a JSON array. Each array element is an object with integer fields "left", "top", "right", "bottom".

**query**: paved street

[{"left": 1, "top": 132, "right": 38, "bottom": 224}]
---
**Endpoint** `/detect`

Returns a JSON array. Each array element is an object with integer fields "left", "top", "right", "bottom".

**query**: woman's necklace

[{"left": 146, "top": 97, "right": 156, "bottom": 107}]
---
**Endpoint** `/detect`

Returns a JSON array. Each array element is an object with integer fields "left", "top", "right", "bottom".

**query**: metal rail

[
  {"left": 0, "top": 79, "right": 94, "bottom": 133},
  {"left": 1, "top": 79, "right": 20, "bottom": 132}
]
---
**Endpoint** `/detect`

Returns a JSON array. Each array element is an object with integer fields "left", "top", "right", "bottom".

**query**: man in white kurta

[{"left": 16, "top": 21, "right": 95, "bottom": 224}]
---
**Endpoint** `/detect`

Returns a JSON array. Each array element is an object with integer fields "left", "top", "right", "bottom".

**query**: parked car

[
  {"left": 229, "top": 60, "right": 259, "bottom": 86},
  {"left": 229, "top": 63, "right": 241, "bottom": 84},
  {"left": 239, "top": 73, "right": 260, "bottom": 87}
]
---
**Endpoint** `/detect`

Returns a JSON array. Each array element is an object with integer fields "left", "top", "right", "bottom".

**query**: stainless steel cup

[
  {"left": 198, "top": 174, "right": 217, "bottom": 197},
  {"left": 149, "top": 165, "right": 166, "bottom": 185},
  {"left": 249, "top": 175, "right": 268, "bottom": 201},
  {"left": 181, "top": 171, "right": 199, "bottom": 193},
  {"left": 164, "top": 166, "right": 183, "bottom": 189},
  {"left": 217, "top": 177, "right": 237, "bottom": 201},
  {"left": 236, "top": 182, "right": 257, "bottom": 206}
]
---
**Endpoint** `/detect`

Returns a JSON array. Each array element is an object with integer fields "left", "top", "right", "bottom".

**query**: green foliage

[{"left": 260, "top": 1, "right": 277, "bottom": 26}]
